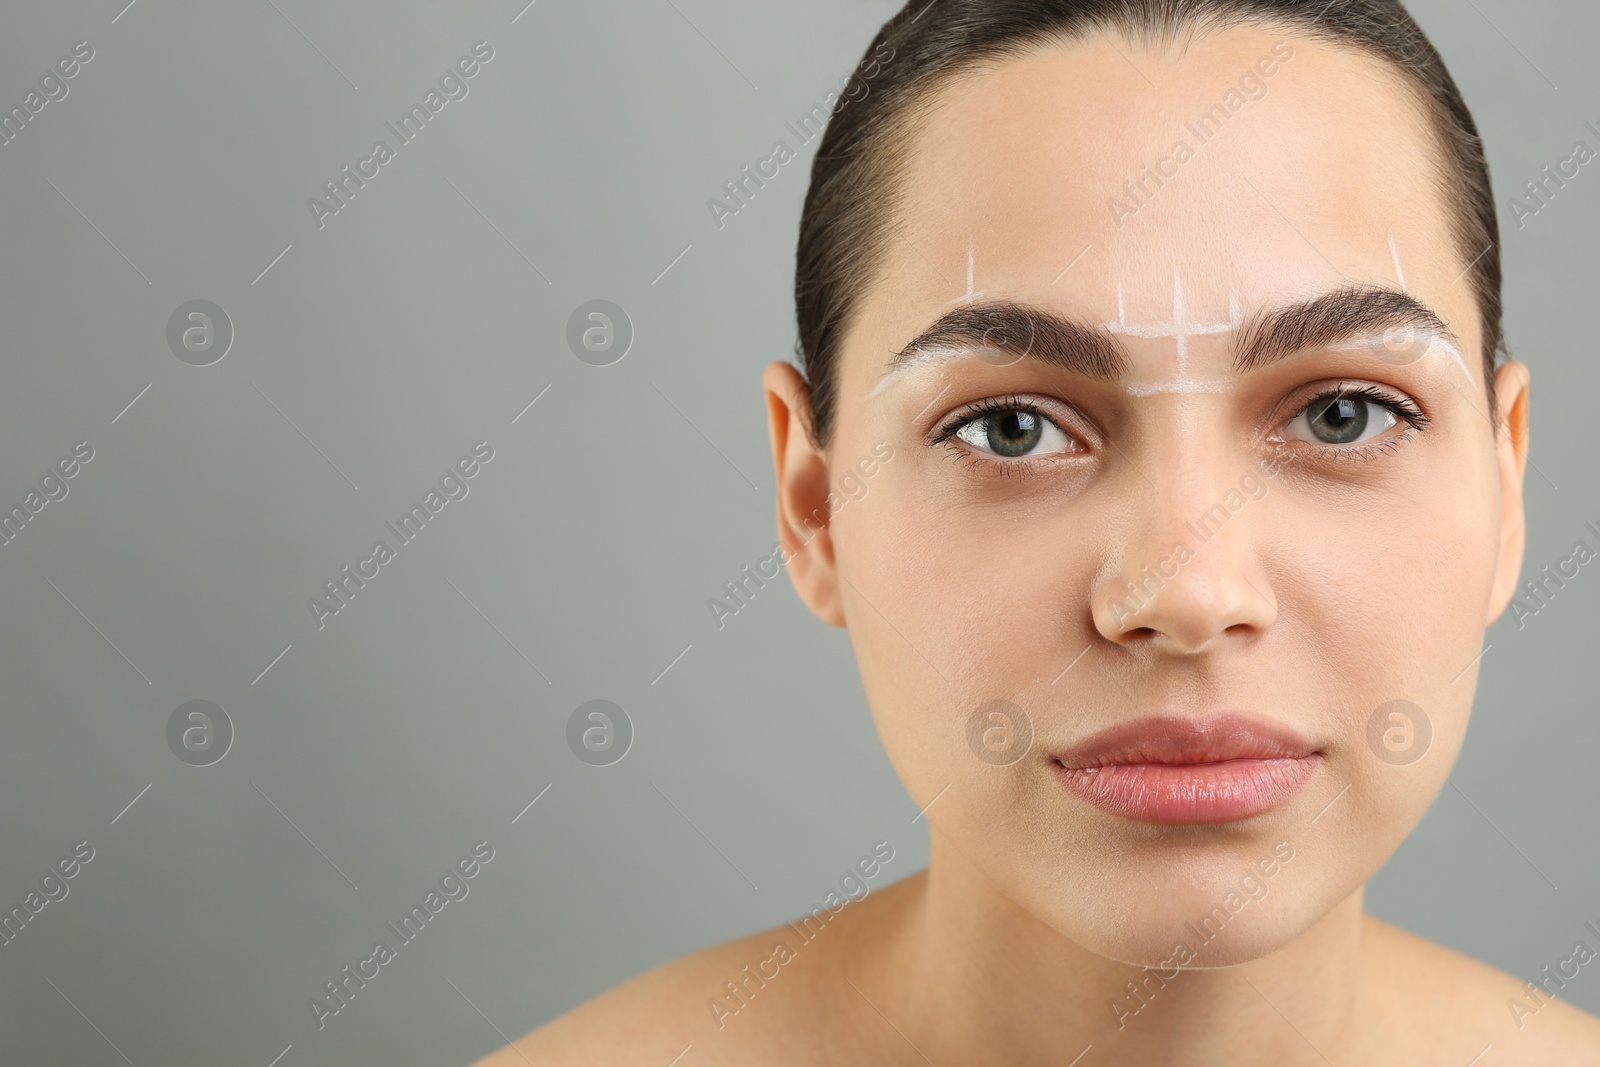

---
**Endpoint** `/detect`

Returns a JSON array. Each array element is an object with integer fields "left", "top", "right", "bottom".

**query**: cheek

[
  {"left": 835, "top": 471, "right": 1099, "bottom": 787},
  {"left": 1277, "top": 472, "right": 1498, "bottom": 834}
]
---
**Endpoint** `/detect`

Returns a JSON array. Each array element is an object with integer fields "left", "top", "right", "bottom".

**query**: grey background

[{"left": 0, "top": 1, "right": 1594, "bottom": 1063}]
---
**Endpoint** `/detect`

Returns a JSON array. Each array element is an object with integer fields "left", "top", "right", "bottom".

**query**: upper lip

[{"left": 1052, "top": 712, "right": 1318, "bottom": 769}]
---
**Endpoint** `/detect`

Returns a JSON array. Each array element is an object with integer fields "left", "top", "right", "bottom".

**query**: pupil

[
  {"left": 988, "top": 411, "right": 1042, "bottom": 457},
  {"left": 1311, "top": 396, "right": 1367, "bottom": 443}
]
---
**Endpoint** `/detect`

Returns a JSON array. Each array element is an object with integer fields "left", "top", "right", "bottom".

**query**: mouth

[{"left": 1049, "top": 712, "right": 1323, "bottom": 825}]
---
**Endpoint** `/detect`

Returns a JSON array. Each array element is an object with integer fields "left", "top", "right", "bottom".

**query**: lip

[{"left": 1050, "top": 713, "right": 1322, "bottom": 824}]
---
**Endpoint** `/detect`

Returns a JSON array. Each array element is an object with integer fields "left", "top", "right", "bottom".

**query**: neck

[{"left": 866, "top": 828, "right": 1370, "bottom": 1067}]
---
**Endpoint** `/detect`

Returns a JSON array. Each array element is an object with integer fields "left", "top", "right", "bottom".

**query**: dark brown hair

[{"left": 793, "top": 0, "right": 1503, "bottom": 450}]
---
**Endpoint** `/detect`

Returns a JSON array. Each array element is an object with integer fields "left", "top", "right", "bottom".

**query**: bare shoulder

[
  {"left": 469, "top": 875, "right": 920, "bottom": 1067},
  {"left": 1362, "top": 914, "right": 1600, "bottom": 1065}
]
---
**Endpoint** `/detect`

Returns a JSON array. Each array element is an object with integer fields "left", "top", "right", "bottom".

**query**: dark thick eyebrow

[
  {"left": 886, "top": 302, "right": 1129, "bottom": 379},
  {"left": 885, "top": 285, "right": 1457, "bottom": 378},
  {"left": 1232, "top": 284, "right": 1458, "bottom": 372}
]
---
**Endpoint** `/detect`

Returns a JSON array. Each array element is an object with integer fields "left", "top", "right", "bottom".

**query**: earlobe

[
  {"left": 1485, "top": 361, "right": 1531, "bottom": 625},
  {"left": 762, "top": 361, "right": 846, "bottom": 627}
]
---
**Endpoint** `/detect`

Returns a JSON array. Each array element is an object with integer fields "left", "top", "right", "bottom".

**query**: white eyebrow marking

[
  {"left": 866, "top": 345, "right": 987, "bottom": 399},
  {"left": 1384, "top": 233, "right": 1478, "bottom": 382},
  {"left": 1389, "top": 231, "right": 1407, "bottom": 292},
  {"left": 949, "top": 238, "right": 986, "bottom": 308},
  {"left": 1105, "top": 270, "right": 1242, "bottom": 395}
]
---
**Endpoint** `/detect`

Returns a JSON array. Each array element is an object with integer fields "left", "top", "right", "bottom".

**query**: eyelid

[
  {"left": 1266, "top": 381, "right": 1430, "bottom": 462},
  {"left": 1271, "top": 380, "right": 1428, "bottom": 432},
  {"left": 930, "top": 392, "right": 1096, "bottom": 449}
]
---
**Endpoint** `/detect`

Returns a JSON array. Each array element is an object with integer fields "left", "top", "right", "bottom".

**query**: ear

[
  {"left": 762, "top": 360, "right": 845, "bottom": 627},
  {"left": 1485, "top": 360, "right": 1531, "bottom": 625}
]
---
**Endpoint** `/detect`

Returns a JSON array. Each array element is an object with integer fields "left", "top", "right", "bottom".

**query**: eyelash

[
  {"left": 1284, "top": 384, "right": 1430, "bottom": 464},
  {"left": 928, "top": 385, "right": 1430, "bottom": 477},
  {"left": 929, "top": 393, "right": 1081, "bottom": 478}
]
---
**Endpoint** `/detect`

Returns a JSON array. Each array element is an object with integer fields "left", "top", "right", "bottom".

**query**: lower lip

[{"left": 1052, "top": 756, "right": 1320, "bottom": 824}]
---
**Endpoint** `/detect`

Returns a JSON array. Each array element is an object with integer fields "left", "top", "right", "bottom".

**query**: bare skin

[
  {"left": 476, "top": 22, "right": 1600, "bottom": 1067},
  {"left": 486, "top": 871, "right": 1600, "bottom": 1065}
]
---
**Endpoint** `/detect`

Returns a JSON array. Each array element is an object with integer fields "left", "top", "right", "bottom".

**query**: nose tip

[{"left": 1091, "top": 531, "right": 1277, "bottom": 654}]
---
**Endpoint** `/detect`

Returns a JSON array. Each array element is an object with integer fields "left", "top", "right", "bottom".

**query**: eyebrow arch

[
  {"left": 1232, "top": 283, "right": 1458, "bottom": 373},
  {"left": 882, "top": 284, "right": 1459, "bottom": 380},
  {"left": 885, "top": 302, "right": 1128, "bottom": 380}
]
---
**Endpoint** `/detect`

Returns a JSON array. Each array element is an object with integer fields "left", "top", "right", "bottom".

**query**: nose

[{"left": 1089, "top": 463, "right": 1278, "bottom": 655}]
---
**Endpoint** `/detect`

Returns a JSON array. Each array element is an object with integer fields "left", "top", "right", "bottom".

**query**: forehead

[{"left": 855, "top": 23, "right": 1470, "bottom": 361}]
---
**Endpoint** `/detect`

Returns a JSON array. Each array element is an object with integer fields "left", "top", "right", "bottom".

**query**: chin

[
  {"left": 965, "top": 811, "right": 1354, "bottom": 969},
  {"left": 1093, "top": 893, "right": 1312, "bottom": 970}
]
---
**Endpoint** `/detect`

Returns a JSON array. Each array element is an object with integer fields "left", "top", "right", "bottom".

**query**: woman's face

[{"left": 771, "top": 25, "right": 1530, "bottom": 966}]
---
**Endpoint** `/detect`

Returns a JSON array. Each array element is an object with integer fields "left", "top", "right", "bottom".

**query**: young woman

[{"left": 481, "top": 1, "right": 1600, "bottom": 1062}]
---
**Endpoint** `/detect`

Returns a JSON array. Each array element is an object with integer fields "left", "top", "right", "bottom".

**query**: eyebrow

[{"left": 883, "top": 284, "right": 1458, "bottom": 379}]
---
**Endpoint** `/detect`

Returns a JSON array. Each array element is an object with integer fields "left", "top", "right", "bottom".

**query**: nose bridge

[{"left": 1093, "top": 414, "right": 1276, "bottom": 652}]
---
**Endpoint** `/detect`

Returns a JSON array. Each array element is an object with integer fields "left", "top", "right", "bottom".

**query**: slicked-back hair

[{"left": 793, "top": 0, "right": 1502, "bottom": 450}]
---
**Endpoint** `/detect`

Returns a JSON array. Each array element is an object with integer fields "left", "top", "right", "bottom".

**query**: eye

[
  {"left": 1283, "top": 388, "right": 1412, "bottom": 446},
  {"left": 940, "top": 398, "right": 1083, "bottom": 460}
]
